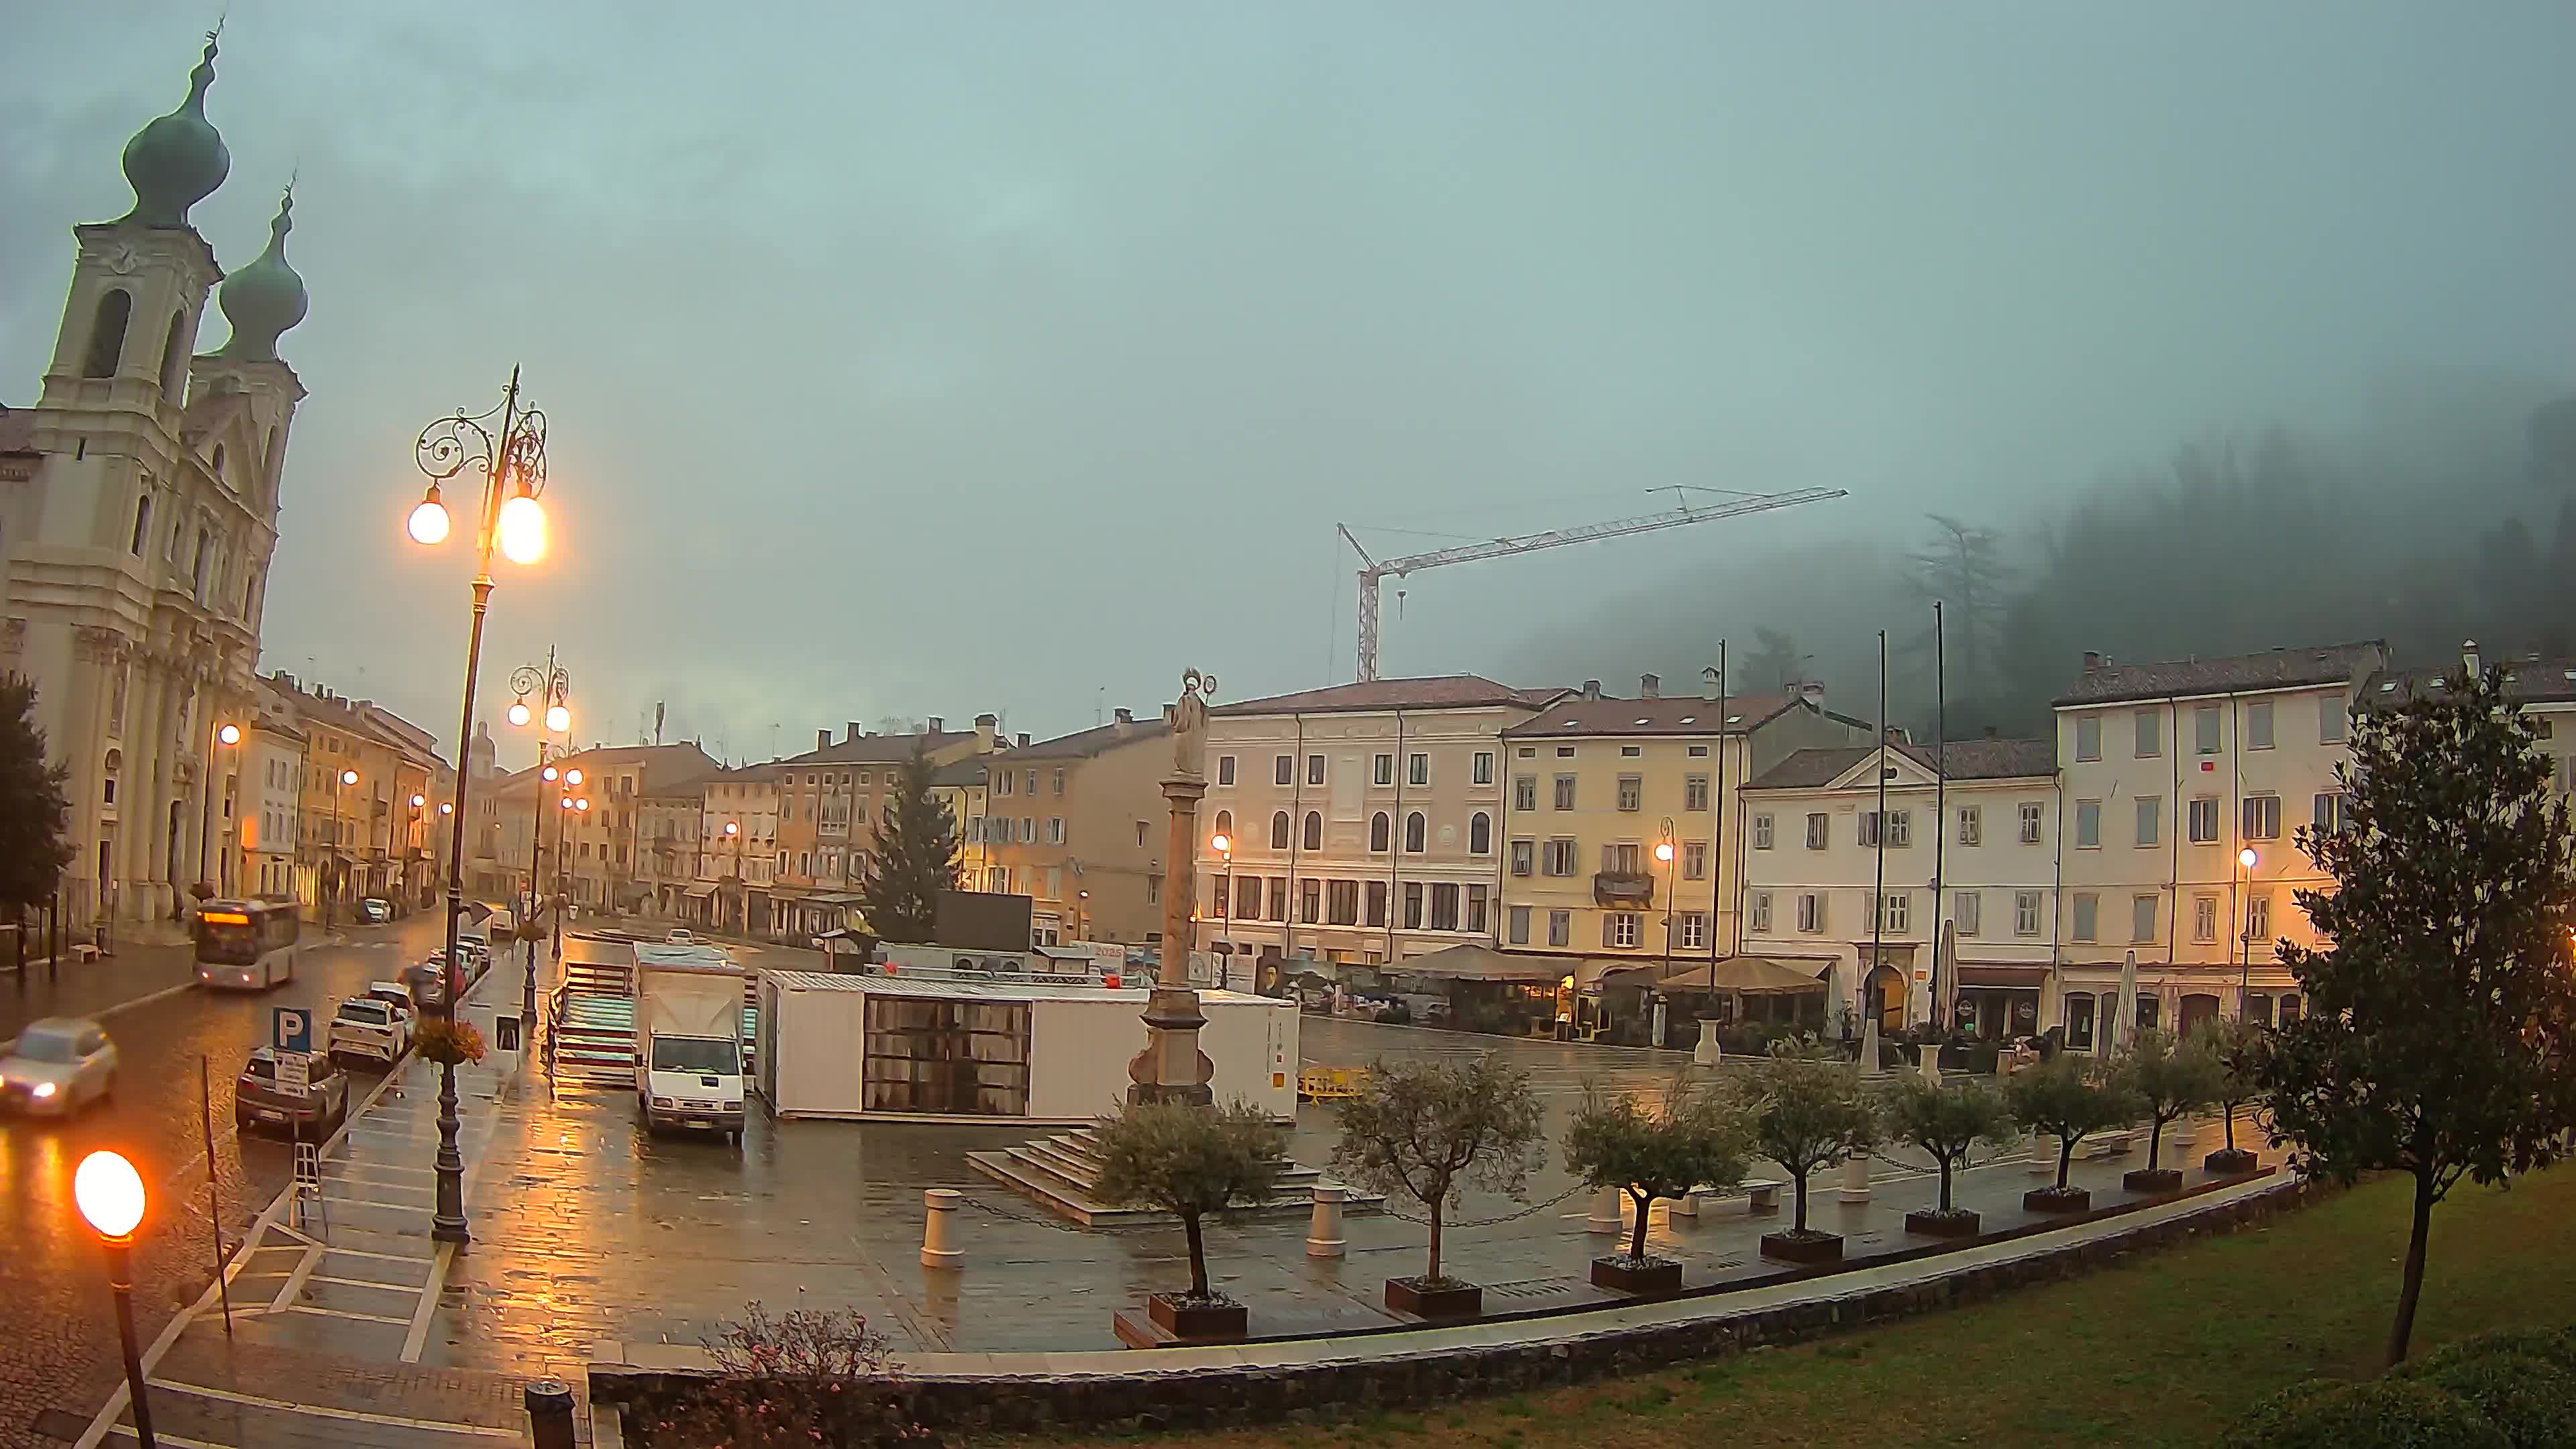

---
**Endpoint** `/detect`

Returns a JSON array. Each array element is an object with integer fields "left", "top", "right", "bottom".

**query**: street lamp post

[
  {"left": 724, "top": 820, "right": 741, "bottom": 932},
  {"left": 408, "top": 368, "right": 551, "bottom": 1247},
  {"left": 1655, "top": 824, "right": 1678, "bottom": 1042},
  {"left": 199, "top": 721, "right": 240, "bottom": 900},
  {"left": 561, "top": 790, "right": 590, "bottom": 956},
  {"left": 75, "top": 1150, "right": 155, "bottom": 1448},
  {"left": 2237, "top": 846, "right": 2258, "bottom": 1018},
  {"left": 1210, "top": 832, "right": 1234, "bottom": 990},
  {"left": 329, "top": 769, "right": 357, "bottom": 926}
]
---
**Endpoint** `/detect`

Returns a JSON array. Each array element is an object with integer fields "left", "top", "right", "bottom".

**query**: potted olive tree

[
  {"left": 2006, "top": 1054, "right": 2140, "bottom": 1213},
  {"left": 1331, "top": 1053, "right": 1546, "bottom": 1320},
  {"left": 1750, "top": 1040, "right": 1881, "bottom": 1263},
  {"left": 2121, "top": 1028, "right": 2223, "bottom": 1193},
  {"left": 1093, "top": 1099, "right": 1287, "bottom": 1343},
  {"left": 1564, "top": 1075, "right": 1751, "bottom": 1296},
  {"left": 1881, "top": 1073, "right": 2017, "bottom": 1238},
  {"left": 2203, "top": 1016, "right": 2268, "bottom": 1175}
]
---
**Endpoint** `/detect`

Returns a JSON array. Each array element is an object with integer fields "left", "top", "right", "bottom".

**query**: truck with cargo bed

[{"left": 632, "top": 942, "right": 749, "bottom": 1144}]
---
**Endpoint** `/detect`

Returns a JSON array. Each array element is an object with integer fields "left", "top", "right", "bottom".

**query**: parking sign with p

[{"left": 272, "top": 1006, "right": 311, "bottom": 1055}]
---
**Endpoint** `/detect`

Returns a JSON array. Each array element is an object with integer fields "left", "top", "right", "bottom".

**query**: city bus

[{"left": 194, "top": 900, "right": 301, "bottom": 990}]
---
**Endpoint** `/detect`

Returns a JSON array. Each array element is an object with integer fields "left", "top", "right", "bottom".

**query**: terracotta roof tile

[
  {"left": 1503, "top": 694, "right": 1797, "bottom": 738},
  {"left": 1748, "top": 737, "right": 2055, "bottom": 790},
  {"left": 1214, "top": 675, "right": 1566, "bottom": 716},
  {"left": 2053, "top": 642, "right": 2387, "bottom": 707}
]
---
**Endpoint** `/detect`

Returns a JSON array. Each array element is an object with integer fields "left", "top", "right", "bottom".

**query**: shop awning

[
  {"left": 683, "top": 884, "right": 716, "bottom": 899},
  {"left": 1651, "top": 955, "right": 1833, "bottom": 995},
  {"left": 1395, "top": 944, "right": 1578, "bottom": 983},
  {"left": 1956, "top": 963, "right": 2050, "bottom": 988}
]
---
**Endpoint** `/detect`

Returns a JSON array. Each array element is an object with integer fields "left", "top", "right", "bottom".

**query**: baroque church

[{"left": 0, "top": 33, "right": 309, "bottom": 926}]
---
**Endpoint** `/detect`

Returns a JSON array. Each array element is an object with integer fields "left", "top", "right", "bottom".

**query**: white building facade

[
  {"left": 1194, "top": 676, "right": 1567, "bottom": 969},
  {"left": 1739, "top": 737, "right": 2060, "bottom": 1039},
  {"left": 2050, "top": 642, "right": 2390, "bottom": 1049},
  {"left": 241, "top": 710, "right": 302, "bottom": 901},
  {"left": 0, "top": 36, "right": 310, "bottom": 926}
]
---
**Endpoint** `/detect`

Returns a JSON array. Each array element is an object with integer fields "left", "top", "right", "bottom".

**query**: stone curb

[{"left": 590, "top": 1174, "right": 2318, "bottom": 1436}]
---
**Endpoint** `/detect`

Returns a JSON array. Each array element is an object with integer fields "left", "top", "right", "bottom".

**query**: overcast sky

[{"left": 7, "top": 2, "right": 2573, "bottom": 769}]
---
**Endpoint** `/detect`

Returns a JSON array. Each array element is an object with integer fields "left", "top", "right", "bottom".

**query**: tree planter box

[
  {"left": 1145, "top": 1293, "right": 1246, "bottom": 1342},
  {"left": 1384, "top": 1277, "right": 1483, "bottom": 1320},
  {"left": 2023, "top": 1186, "right": 2092, "bottom": 1214},
  {"left": 1758, "top": 1230, "right": 1845, "bottom": 1265},
  {"left": 2122, "top": 1167, "right": 2184, "bottom": 1194},
  {"left": 1903, "top": 1208, "right": 1982, "bottom": 1238},
  {"left": 1589, "top": 1256, "right": 1684, "bottom": 1296},
  {"left": 2204, "top": 1147, "right": 2260, "bottom": 1175}
]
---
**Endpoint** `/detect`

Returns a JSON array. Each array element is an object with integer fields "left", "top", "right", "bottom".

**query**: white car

[
  {"left": 665, "top": 928, "right": 694, "bottom": 945},
  {"left": 1, "top": 1018, "right": 119, "bottom": 1115},
  {"left": 327, "top": 996, "right": 411, "bottom": 1067}
]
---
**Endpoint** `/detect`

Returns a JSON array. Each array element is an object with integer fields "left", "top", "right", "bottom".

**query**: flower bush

[{"left": 413, "top": 1016, "right": 486, "bottom": 1066}]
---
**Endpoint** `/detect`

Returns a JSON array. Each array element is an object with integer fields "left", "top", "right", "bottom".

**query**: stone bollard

[
  {"left": 1305, "top": 1182, "right": 1348, "bottom": 1258},
  {"left": 1918, "top": 1044, "right": 1943, "bottom": 1083},
  {"left": 920, "top": 1187, "right": 965, "bottom": 1269},
  {"left": 1669, "top": 1187, "right": 1701, "bottom": 1218},
  {"left": 525, "top": 1378, "right": 577, "bottom": 1449},
  {"left": 1836, "top": 1150, "right": 1872, "bottom": 1204},
  {"left": 2027, "top": 1132, "right": 2057, "bottom": 1176},
  {"left": 1587, "top": 1185, "right": 1623, "bottom": 1234}
]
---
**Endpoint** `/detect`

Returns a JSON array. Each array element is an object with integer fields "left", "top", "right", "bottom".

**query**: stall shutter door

[{"left": 1600, "top": 914, "right": 1614, "bottom": 948}]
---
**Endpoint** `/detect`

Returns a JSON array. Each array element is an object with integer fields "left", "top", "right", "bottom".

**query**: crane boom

[{"left": 1346, "top": 486, "right": 1847, "bottom": 680}]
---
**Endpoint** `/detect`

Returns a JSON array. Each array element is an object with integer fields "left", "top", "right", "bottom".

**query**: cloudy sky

[{"left": 7, "top": 2, "right": 2573, "bottom": 769}]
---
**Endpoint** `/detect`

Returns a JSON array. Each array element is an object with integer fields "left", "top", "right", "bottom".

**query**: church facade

[{"left": 0, "top": 33, "right": 311, "bottom": 926}]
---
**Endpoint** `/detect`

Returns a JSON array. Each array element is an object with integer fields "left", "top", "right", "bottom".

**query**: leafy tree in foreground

[
  {"left": 857, "top": 745, "right": 959, "bottom": 945},
  {"left": 0, "top": 678, "right": 74, "bottom": 918},
  {"left": 1750, "top": 1040, "right": 1881, "bottom": 1236},
  {"left": 1880, "top": 1074, "right": 2016, "bottom": 1216},
  {"left": 2007, "top": 1055, "right": 2140, "bottom": 1193},
  {"left": 2259, "top": 665, "right": 2576, "bottom": 1366},
  {"left": 1564, "top": 1075, "right": 1752, "bottom": 1265},
  {"left": 1330, "top": 1054, "right": 1545, "bottom": 1288},
  {"left": 2122, "top": 1028, "right": 2224, "bottom": 1175},
  {"left": 1093, "top": 1099, "right": 1286, "bottom": 1303}
]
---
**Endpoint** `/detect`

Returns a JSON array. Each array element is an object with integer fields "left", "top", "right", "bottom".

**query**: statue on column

[
  {"left": 1168, "top": 668, "right": 1214, "bottom": 780},
  {"left": 1130, "top": 668, "right": 1218, "bottom": 1107}
]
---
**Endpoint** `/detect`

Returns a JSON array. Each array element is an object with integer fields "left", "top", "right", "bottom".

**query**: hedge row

[{"left": 2225, "top": 1322, "right": 2576, "bottom": 1449}]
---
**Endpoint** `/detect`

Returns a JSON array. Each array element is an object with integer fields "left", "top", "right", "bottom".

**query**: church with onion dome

[{"left": 0, "top": 30, "right": 313, "bottom": 926}]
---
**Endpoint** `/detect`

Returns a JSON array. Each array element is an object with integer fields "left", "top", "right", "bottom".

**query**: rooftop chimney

[
  {"left": 818, "top": 728, "right": 832, "bottom": 751},
  {"left": 1640, "top": 673, "right": 1660, "bottom": 699},
  {"left": 1016, "top": 732, "right": 1031, "bottom": 747},
  {"left": 1582, "top": 679, "right": 1602, "bottom": 700},
  {"left": 847, "top": 721, "right": 862, "bottom": 744},
  {"left": 975, "top": 713, "right": 998, "bottom": 750},
  {"left": 1984, "top": 724, "right": 1999, "bottom": 739},
  {"left": 2082, "top": 651, "right": 2103, "bottom": 672},
  {"left": 927, "top": 716, "right": 945, "bottom": 735},
  {"left": 2463, "top": 639, "right": 2481, "bottom": 677},
  {"left": 1699, "top": 667, "right": 1721, "bottom": 702},
  {"left": 1113, "top": 707, "right": 1134, "bottom": 737}
]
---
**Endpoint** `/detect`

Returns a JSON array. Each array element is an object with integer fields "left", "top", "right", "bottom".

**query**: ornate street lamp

[
  {"left": 408, "top": 369, "right": 551, "bottom": 1246},
  {"left": 509, "top": 651, "right": 572, "bottom": 1018},
  {"left": 1210, "top": 831, "right": 1234, "bottom": 990},
  {"left": 197, "top": 720, "right": 242, "bottom": 904}
]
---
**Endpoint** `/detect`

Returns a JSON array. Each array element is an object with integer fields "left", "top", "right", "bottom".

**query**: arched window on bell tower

[
  {"left": 83, "top": 289, "right": 133, "bottom": 378},
  {"left": 158, "top": 309, "right": 189, "bottom": 396}
]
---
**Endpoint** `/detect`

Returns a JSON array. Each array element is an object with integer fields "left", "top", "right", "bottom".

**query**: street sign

[
  {"left": 272, "top": 1007, "right": 311, "bottom": 1055},
  {"left": 274, "top": 1052, "right": 310, "bottom": 1097}
]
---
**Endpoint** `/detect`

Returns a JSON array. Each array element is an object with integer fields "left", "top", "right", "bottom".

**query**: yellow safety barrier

[{"left": 1298, "top": 1066, "right": 1370, "bottom": 1102}]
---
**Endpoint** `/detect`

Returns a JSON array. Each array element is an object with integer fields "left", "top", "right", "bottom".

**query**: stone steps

[{"left": 967, "top": 1126, "right": 1376, "bottom": 1228}]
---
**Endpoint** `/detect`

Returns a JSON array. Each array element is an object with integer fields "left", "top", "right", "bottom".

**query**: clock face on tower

[{"left": 105, "top": 244, "right": 142, "bottom": 275}]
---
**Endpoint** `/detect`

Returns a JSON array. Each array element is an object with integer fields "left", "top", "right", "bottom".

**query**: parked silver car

[{"left": 0, "top": 1017, "right": 119, "bottom": 1116}]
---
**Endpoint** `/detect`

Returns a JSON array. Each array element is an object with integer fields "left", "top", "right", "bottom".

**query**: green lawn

[{"left": 1033, "top": 1165, "right": 2575, "bottom": 1449}]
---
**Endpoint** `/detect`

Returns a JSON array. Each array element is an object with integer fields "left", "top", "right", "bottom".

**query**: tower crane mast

[{"left": 1338, "top": 486, "right": 1846, "bottom": 681}]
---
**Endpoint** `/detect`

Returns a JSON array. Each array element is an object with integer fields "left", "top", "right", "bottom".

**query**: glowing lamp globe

[
  {"left": 441, "top": 802, "right": 453, "bottom": 814},
  {"left": 1654, "top": 841, "right": 1676, "bottom": 863},
  {"left": 575, "top": 797, "right": 590, "bottom": 812},
  {"left": 565, "top": 768, "right": 583, "bottom": 786},
  {"left": 411, "top": 794, "right": 425, "bottom": 808},
  {"left": 74, "top": 1150, "right": 146, "bottom": 1240},
  {"left": 217, "top": 723, "right": 241, "bottom": 746},
  {"left": 541, "top": 765, "right": 558, "bottom": 782},
  {"left": 496, "top": 493, "right": 547, "bottom": 565},
  {"left": 545, "top": 703, "right": 571, "bottom": 734},
  {"left": 507, "top": 701, "right": 531, "bottom": 727},
  {"left": 341, "top": 769, "right": 359, "bottom": 786},
  {"left": 558, "top": 797, "right": 574, "bottom": 810},
  {"left": 1210, "top": 833, "right": 1231, "bottom": 854},
  {"left": 406, "top": 495, "right": 451, "bottom": 545},
  {"left": 2239, "top": 847, "right": 2258, "bottom": 870}
]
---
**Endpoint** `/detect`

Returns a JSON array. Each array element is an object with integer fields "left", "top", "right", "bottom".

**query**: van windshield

[{"left": 651, "top": 1037, "right": 739, "bottom": 1075}]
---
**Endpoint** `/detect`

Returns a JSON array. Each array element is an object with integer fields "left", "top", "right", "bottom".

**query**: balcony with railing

[{"left": 1593, "top": 870, "right": 1654, "bottom": 906}]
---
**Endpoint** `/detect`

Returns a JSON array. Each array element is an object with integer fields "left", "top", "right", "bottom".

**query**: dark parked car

[{"left": 234, "top": 1047, "right": 348, "bottom": 1136}]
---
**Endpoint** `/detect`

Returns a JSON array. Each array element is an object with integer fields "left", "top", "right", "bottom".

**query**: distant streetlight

[
  {"left": 506, "top": 700, "right": 531, "bottom": 727},
  {"left": 1211, "top": 832, "right": 1234, "bottom": 989},
  {"left": 74, "top": 1150, "right": 155, "bottom": 1447},
  {"left": 2239, "top": 847, "right": 2258, "bottom": 870},
  {"left": 2238, "top": 847, "right": 2261, "bottom": 1016}
]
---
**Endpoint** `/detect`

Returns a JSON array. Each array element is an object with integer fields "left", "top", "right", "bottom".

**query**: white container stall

[{"left": 753, "top": 971, "right": 1297, "bottom": 1123}]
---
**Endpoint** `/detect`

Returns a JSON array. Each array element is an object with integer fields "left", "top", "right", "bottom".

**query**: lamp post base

[{"left": 432, "top": 1059, "right": 470, "bottom": 1244}]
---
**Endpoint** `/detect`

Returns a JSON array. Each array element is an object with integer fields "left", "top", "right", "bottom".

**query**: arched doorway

[{"left": 1863, "top": 961, "right": 1907, "bottom": 1034}]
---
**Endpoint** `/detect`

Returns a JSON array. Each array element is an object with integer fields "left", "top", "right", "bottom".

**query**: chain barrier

[{"left": 1371, "top": 1183, "right": 1587, "bottom": 1229}]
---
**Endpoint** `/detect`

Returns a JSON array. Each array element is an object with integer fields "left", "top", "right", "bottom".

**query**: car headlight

[
  {"left": 653, "top": 1096, "right": 676, "bottom": 1108},
  {"left": 32, "top": 1082, "right": 56, "bottom": 1099}
]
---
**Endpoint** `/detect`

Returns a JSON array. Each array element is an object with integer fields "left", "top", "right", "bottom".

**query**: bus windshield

[{"left": 196, "top": 919, "right": 261, "bottom": 965}]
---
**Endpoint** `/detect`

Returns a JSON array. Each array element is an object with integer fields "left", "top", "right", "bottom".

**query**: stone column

[{"left": 1128, "top": 669, "right": 1216, "bottom": 1108}]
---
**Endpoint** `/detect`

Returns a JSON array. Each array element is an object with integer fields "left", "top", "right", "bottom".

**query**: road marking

[
  {"left": 95, "top": 979, "right": 200, "bottom": 1019},
  {"left": 310, "top": 1273, "right": 419, "bottom": 1293},
  {"left": 280, "top": 1303, "right": 413, "bottom": 1326},
  {"left": 146, "top": 1379, "right": 522, "bottom": 1438},
  {"left": 272, "top": 1246, "right": 324, "bottom": 1311},
  {"left": 107, "top": 1428, "right": 229, "bottom": 1448},
  {"left": 401, "top": 1240, "right": 456, "bottom": 1363},
  {"left": 328, "top": 1160, "right": 437, "bottom": 1177},
  {"left": 319, "top": 1244, "right": 435, "bottom": 1265},
  {"left": 321, "top": 1196, "right": 431, "bottom": 1213}
]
